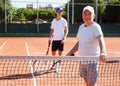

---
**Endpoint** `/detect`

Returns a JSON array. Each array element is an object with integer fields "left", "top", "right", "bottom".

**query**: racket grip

[
  {"left": 46, "top": 51, "right": 48, "bottom": 55},
  {"left": 70, "top": 54, "right": 75, "bottom": 56},
  {"left": 48, "top": 43, "right": 51, "bottom": 47}
]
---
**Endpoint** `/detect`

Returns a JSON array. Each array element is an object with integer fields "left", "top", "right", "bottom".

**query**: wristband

[{"left": 100, "top": 52, "right": 106, "bottom": 55}]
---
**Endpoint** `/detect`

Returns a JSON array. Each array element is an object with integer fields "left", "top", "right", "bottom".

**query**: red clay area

[
  {"left": 0, "top": 37, "right": 120, "bottom": 86},
  {"left": 0, "top": 37, "right": 120, "bottom": 56}
]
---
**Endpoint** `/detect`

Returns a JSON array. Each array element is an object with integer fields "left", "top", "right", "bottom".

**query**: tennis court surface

[{"left": 0, "top": 37, "right": 120, "bottom": 86}]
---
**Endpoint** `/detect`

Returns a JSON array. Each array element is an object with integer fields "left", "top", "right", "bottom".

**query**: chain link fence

[{"left": 0, "top": 0, "right": 120, "bottom": 34}]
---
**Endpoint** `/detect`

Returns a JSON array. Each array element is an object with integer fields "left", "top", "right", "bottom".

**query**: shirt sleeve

[
  {"left": 93, "top": 24, "right": 103, "bottom": 38},
  {"left": 64, "top": 19, "right": 68, "bottom": 27},
  {"left": 76, "top": 25, "right": 82, "bottom": 38},
  {"left": 50, "top": 19, "right": 54, "bottom": 29}
]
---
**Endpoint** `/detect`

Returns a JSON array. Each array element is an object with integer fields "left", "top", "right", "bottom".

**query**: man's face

[
  {"left": 56, "top": 11, "right": 62, "bottom": 16},
  {"left": 82, "top": 10, "right": 95, "bottom": 23}
]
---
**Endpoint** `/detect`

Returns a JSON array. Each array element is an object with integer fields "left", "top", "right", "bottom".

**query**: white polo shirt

[
  {"left": 77, "top": 22, "right": 103, "bottom": 56},
  {"left": 51, "top": 17, "right": 68, "bottom": 40}
]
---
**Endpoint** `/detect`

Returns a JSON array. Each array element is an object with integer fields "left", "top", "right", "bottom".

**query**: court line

[
  {"left": 26, "top": 42, "right": 30, "bottom": 56},
  {"left": 25, "top": 41, "right": 37, "bottom": 86},
  {"left": 0, "top": 41, "right": 6, "bottom": 50}
]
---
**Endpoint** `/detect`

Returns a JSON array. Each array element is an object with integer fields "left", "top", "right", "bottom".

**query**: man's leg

[
  {"left": 58, "top": 50, "right": 62, "bottom": 56},
  {"left": 80, "top": 63, "right": 97, "bottom": 86},
  {"left": 84, "top": 78, "right": 95, "bottom": 86},
  {"left": 52, "top": 51, "right": 56, "bottom": 56},
  {"left": 84, "top": 63, "right": 98, "bottom": 86}
]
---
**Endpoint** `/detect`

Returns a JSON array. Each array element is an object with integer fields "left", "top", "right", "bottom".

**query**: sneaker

[{"left": 56, "top": 62, "right": 61, "bottom": 73}]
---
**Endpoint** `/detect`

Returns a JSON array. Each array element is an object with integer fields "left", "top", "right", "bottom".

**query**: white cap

[{"left": 83, "top": 6, "right": 94, "bottom": 14}]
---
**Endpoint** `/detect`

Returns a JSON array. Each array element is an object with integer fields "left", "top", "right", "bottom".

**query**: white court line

[
  {"left": 25, "top": 42, "right": 37, "bottom": 86},
  {"left": 0, "top": 41, "right": 6, "bottom": 50}
]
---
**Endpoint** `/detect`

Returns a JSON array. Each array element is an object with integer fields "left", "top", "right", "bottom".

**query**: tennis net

[{"left": 0, "top": 56, "right": 119, "bottom": 86}]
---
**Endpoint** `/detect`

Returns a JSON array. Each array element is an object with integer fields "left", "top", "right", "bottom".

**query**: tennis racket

[
  {"left": 0, "top": 60, "right": 60, "bottom": 80},
  {"left": 33, "top": 42, "right": 51, "bottom": 72},
  {"left": 46, "top": 42, "right": 51, "bottom": 55},
  {"left": 33, "top": 60, "right": 60, "bottom": 75}
]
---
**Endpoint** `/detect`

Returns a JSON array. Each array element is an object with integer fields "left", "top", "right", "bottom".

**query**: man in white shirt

[
  {"left": 67, "top": 6, "right": 107, "bottom": 86},
  {"left": 48, "top": 7, "right": 68, "bottom": 73}
]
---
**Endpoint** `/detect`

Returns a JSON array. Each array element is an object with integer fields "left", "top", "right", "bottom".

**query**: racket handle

[
  {"left": 46, "top": 51, "right": 49, "bottom": 55},
  {"left": 48, "top": 43, "right": 51, "bottom": 47},
  {"left": 46, "top": 43, "right": 51, "bottom": 55},
  {"left": 70, "top": 54, "right": 75, "bottom": 56}
]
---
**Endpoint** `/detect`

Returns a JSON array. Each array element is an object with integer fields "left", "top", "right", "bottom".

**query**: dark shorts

[{"left": 52, "top": 40, "right": 64, "bottom": 51}]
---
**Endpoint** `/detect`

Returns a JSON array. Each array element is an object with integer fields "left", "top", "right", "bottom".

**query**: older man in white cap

[{"left": 67, "top": 6, "right": 107, "bottom": 86}]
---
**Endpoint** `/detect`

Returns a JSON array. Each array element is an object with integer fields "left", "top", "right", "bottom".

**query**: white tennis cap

[{"left": 83, "top": 6, "right": 94, "bottom": 14}]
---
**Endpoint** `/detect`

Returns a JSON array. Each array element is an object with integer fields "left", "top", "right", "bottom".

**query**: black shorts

[{"left": 52, "top": 40, "right": 64, "bottom": 51}]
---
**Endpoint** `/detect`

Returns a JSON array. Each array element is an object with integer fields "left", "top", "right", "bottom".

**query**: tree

[
  {"left": 7, "top": 6, "right": 16, "bottom": 23},
  {"left": 39, "top": 10, "right": 55, "bottom": 22},
  {"left": 0, "top": 0, "right": 14, "bottom": 23},
  {"left": 14, "top": 8, "right": 26, "bottom": 22},
  {"left": 98, "top": 0, "right": 106, "bottom": 24},
  {"left": 23, "top": 8, "right": 34, "bottom": 21},
  {"left": 0, "top": 2, "right": 4, "bottom": 22}
]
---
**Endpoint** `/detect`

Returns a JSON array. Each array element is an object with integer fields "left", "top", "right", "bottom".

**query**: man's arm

[
  {"left": 48, "top": 28, "right": 54, "bottom": 44},
  {"left": 97, "top": 35, "right": 106, "bottom": 54},
  {"left": 67, "top": 42, "right": 79, "bottom": 56},
  {"left": 63, "top": 26, "right": 69, "bottom": 40},
  {"left": 97, "top": 35, "right": 107, "bottom": 62},
  {"left": 49, "top": 29, "right": 54, "bottom": 39}
]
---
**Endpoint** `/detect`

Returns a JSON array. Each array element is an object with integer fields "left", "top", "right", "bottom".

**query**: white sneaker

[{"left": 56, "top": 62, "right": 61, "bottom": 73}]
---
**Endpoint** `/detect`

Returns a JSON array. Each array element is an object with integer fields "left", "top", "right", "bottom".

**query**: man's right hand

[{"left": 48, "top": 38, "right": 52, "bottom": 44}]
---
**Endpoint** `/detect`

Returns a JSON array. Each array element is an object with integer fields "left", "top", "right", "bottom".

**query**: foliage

[
  {"left": 39, "top": 10, "right": 55, "bottom": 22},
  {"left": 98, "top": 0, "right": 105, "bottom": 14},
  {"left": 108, "top": 0, "right": 120, "bottom": 4},
  {"left": 0, "top": 2, "right": 4, "bottom": 21},
  {"left": 0, "top": 0, "right": 15, "bottom": 22},
  {"left": 14, "top": 8, "right": 26, "bottom": 21},
  {"left": 0, "top": 0, "right": 119, "bottom": 23}
]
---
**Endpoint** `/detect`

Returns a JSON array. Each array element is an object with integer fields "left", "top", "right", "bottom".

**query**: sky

[{"left": 11, "top": 0, "right": 69, "bottom": 8}]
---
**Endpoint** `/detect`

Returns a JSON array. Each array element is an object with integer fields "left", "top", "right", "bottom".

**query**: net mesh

[{"left": 0, "top": 56, "right": 120, "bottom": 86}]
